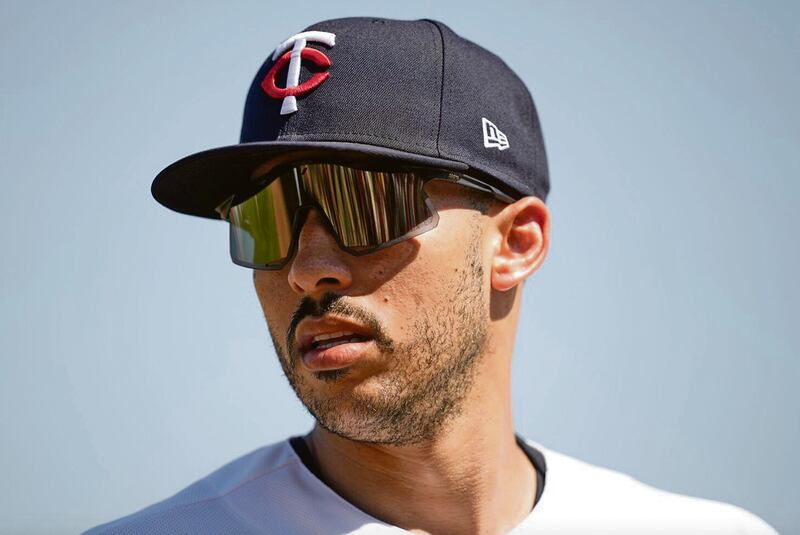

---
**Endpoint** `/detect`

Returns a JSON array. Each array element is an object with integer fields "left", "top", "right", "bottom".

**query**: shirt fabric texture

[{"left": 84, "top": 436, "right": 778, "bottom": 534}]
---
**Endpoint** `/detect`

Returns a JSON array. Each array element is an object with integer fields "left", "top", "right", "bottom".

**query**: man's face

[{"left": 253, "top": 179, "right": 495, "bottom": 446}]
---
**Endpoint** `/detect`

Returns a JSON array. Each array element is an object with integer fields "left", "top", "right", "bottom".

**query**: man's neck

[{"left": 304, "top": 396, "right": 536, "bottom": 535}]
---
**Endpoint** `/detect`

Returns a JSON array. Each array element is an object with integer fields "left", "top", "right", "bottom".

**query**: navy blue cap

[{"left": 152, "top": 17, "right": 549, "bottom": 219}]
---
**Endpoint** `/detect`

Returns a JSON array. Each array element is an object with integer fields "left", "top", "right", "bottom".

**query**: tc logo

[
  {"left": 482, "top": 117, "right": 509, "bottom": 151},
  {"left": 261, "top": 31, "right": 336, "bottom": 115}
]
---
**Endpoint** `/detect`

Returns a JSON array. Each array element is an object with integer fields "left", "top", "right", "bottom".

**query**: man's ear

[{"left": 490, "top": 196, "right": 550, "bottom": 292}]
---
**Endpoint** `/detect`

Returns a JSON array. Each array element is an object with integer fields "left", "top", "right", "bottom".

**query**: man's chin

[
  {"left": 300, "top": 374, "right": 396, "bottom": 411},
  {"left": 298, "top": 385, "right": 417, "bottom": 444},
  {"left": 311, "top": 416, "right": 419, "bottom": 445}
]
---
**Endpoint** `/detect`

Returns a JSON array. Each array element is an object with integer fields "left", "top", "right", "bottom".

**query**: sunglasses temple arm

[{"left": 452, "top": 175, "right": 517, "bottom": 204}]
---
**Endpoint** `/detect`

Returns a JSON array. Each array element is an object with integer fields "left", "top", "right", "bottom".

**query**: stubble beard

[{"left": 268, "top": 226, "right": 489, "bottom": 446}]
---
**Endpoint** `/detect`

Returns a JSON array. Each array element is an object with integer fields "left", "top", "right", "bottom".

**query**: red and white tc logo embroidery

[{"left": 261, "top": 31, "right": 336, "bottom": 115}]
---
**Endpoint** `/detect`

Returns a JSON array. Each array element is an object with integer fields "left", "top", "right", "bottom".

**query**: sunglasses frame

[{"left": 216, "top": 162, "right": 517, "bottom": 271}]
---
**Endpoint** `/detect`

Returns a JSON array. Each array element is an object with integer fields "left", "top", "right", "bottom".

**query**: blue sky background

[{"left": 1, "top": 1, "right": 797, "bottom": 533}]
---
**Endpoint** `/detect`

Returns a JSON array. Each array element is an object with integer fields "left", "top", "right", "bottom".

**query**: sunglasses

[{"left": 215, "top": 161, "right": 516, "bottom": 270}]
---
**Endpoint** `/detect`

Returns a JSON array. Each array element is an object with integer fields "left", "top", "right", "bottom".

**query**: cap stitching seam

[
  {"left": 425, "top": 20, "right": 446, "bottom": 159},
  {"left": 439, "top": 37, "right": 468, "bottom": 160}
]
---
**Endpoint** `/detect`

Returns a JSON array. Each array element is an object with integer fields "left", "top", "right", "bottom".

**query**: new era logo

[{"left": 482, "top": 117, "right": 509, "bottom": 151}]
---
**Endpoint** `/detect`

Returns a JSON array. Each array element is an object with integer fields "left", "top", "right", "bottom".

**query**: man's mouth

[
  {"left": 302, "top": 334, "right": 375, "bottom": 371},
  {"left": 295, "top": 316, "right": 378, "bottom": 373},
  {"left": 309, "top": 331, "right": 371, "bottom": 350}
]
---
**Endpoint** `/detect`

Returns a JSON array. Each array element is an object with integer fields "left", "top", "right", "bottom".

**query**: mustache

[{"left": 286, "top": 292, "right": 392, "bottom": 355}]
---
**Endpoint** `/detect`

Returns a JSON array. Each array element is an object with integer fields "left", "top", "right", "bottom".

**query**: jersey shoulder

[
  {"left": 527, "top": 439, "right": 778, "bottom": 534},
  {"left": 82, "top": 439, "right": 298, "bottom": 535}
]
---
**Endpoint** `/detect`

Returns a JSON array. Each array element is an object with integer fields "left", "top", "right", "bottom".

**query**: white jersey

[{"left": 84, "top": 436, "right": 778, "bottom": 534}]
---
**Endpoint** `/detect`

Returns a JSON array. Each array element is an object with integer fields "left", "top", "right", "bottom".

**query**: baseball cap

[{"left": 151, "top": 17, "right": 549, "bottom": 219}]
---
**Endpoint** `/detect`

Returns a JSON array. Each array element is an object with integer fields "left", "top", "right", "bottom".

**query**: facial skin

[
  {"left": 252, "top": 156, "right": 550, "bottom": 535},
  {"left": 254, "top": 174, "right": 501, "bottom": 439},
  {"left": 262, "top": 202, "right": 488, "bottom": 446}
]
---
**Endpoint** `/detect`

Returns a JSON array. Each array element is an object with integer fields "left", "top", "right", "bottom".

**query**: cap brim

[{"left": 151, "top": 141, "right": 469, "bottom": 220}]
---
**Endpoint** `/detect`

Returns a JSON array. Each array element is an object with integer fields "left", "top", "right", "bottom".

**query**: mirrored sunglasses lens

[
  {"left": 229, "top": 174, "right": 297, "bottom": 267},
  {"left": 228, "top": 163, "right": 434, "bottom": 268},
  {"left": 300, "top": 164, "right": 431, "bottom": 250}
]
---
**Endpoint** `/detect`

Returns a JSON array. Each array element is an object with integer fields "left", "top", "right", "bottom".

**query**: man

[{"left": 85, "top": 17, "right": 778, "bottom": 535}]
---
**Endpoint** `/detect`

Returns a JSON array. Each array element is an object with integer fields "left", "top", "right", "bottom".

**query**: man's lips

[
  {"left": 302, "top": 338, "right": 375, "bottom": 371},
  {"left": 295, "top": 315, "right": 376, "bottom": 372}
]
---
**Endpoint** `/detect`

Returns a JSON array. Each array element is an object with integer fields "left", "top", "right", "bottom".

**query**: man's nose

[{"left": 287, "top": 208, "right": 354, "bottom": 296}]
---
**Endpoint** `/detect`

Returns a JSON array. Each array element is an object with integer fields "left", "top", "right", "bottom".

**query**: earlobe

[{"left": 491, "top": 197, "right": 550, "bottom": 292}]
